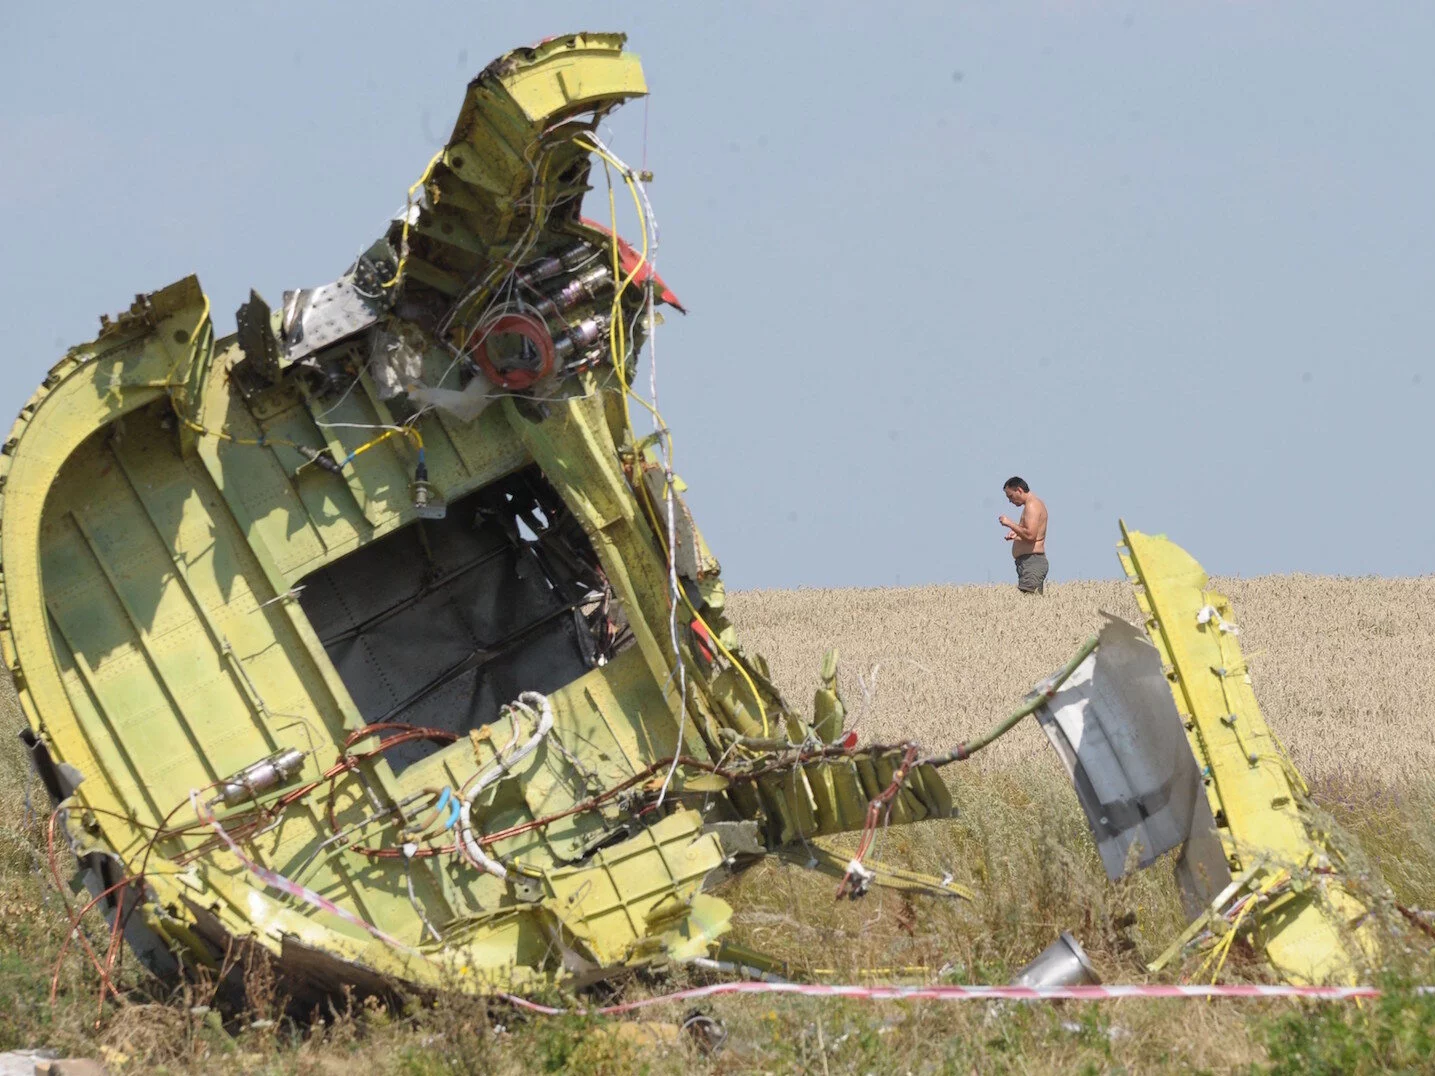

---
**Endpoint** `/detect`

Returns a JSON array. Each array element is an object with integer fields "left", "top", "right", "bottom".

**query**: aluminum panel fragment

[{"left": 1037, "top": 616, "right": 1228, "bottom": 901}]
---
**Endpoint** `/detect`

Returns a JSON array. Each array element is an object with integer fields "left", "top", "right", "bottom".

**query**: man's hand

[{"left": 1002, "top": 513, "right": 1031, "bottom": 543}]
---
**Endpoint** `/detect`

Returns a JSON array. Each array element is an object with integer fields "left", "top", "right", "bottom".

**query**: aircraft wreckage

[{"left": 2, "top": 34, "right": 1397, "bottom": 1003}]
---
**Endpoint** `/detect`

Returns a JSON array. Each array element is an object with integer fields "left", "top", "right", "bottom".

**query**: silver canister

[
  {"left": 1010, "top": 931, "right": 1101, "bottom": 988},
  {"left": 215, "top": 748, "right": 307, "bottom": 807}
]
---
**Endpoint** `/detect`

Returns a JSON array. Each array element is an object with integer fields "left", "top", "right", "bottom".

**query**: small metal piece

[
  {"left": 412, "top": 479, "right": 446, "bottom": 519},
  {"left": 559, "top": 243, "right": 595, "bottom": 271},
  {"left": 701, "top": 820, "right": 765, "bottom": 858},
  {"left": 515, "top": 243, "right": 592, "bottom": 286},
  {"left": 235, "top": 290, "right": 283, "bottom": 384},
  {"left": 680, "top": 1010, "right": 727, "bottom": 1056},
  {"left": 296, "top": 444, "right": 343, "bottom": 475},
  {"left": 279, "top": 245, "right": 394, "bottom": 363},
  {"left": 551, "top": 313, "right": 610, "bottom": 361},
  {"left": 532, "top": 265, "right": 612, "bottom": 319},
  {"left": 213, "top": 748, "right": 306, "bottom": 807},
  {"left": 1010, "top": 932, "right": 1100, "bottom": 988},
  {"left": 508, "top": 864, "right": 544, "bottom": 903},
  {"left": 564, "top": 344, "right": 607, "bottom": 374},
  {"left": 410, "top": 456, "right": 445, "bottom": 518}
]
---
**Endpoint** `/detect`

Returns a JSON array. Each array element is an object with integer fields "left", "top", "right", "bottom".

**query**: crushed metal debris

[{"left": 0, "top": 33, "right": 1410, "bottom": 1014}]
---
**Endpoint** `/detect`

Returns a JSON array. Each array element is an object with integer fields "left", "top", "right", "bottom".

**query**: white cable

[
  {"left": 457, "top": 692, "right": 556, "bottom": 880},
  {"left": 439, "top": 131, "right": 558, "bottom": 340},
  {"left": 583, "top": 136, "right": 693, "bottom": 807}
]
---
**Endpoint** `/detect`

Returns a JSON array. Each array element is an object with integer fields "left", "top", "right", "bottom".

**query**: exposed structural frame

[
  {"left": 0, "top": 34, "right": 961, "bottom": 1001},
  {"left": 0, "top": 32, "right": 1401, "bottom": 1006},
  {"left": 1117, "top": 523, "right": 1383, "bottom": 984}
]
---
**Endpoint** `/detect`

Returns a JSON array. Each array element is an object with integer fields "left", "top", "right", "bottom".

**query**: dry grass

[{"left": 2, "top": 575, "right": 1433, "bottom": 1073}]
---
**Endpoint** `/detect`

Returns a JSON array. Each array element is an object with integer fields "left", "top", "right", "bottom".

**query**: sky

[{"left": 2, "top": 2, "right": 1430, "bottom": 590}]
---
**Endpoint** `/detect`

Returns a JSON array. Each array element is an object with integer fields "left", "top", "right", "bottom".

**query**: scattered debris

[
  {"left": 679, "top": 1009, "right": 728, "bottom": 1055},
  {"left": 0, "top": 31, "right": 1408, "bottom": 1020},
  {"left": 1, "top": 32, "right": 954, "bottom": 1006},
  {"left": 0, "top": 1052, "right": 57, "bottom": 1076},
  {"left": 33, "top": 1061, "right": 108, "bottom": 1076},
  {"left": 0, "top": 1056, "right": 110, "bottom": 1076}
]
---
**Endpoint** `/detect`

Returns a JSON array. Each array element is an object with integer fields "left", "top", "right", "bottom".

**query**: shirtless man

[{"left": 998, "top": 476, "right": 1048, "bottom": 594}]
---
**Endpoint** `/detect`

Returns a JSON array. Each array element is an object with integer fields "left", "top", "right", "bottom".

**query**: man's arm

[
  {"left": 999, "top": 499, "right": 1046, "bottom": 542},
  {"left": 998, "top": 513, "right": 1035, "bottom": 541}
]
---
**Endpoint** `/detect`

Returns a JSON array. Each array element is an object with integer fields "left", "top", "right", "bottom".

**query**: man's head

[{"left": 1003, "top": 476, "right": 1030, "bottom": 506}]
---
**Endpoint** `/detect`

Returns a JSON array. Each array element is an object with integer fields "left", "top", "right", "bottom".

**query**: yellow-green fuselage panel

[{"left": 1118, "top": 523, "right": 1379, "bottom": 984}]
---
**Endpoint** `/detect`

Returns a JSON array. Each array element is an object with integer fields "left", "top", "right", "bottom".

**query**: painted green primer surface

[{"left": 1, "top": 34, "right": 956, "bottom": 996}]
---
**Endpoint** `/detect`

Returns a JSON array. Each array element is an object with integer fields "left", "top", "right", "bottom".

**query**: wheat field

[
  {"left": 1, "top": 574, "right": 1432, "bottom": 1073},
  {"left": 730, "top": 575, "right": 1435, "bottom": 784}
]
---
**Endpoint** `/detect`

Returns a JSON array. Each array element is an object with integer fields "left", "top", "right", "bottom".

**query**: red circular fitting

[{"left": 471, "top": 312, "right": 555, "bottom": 391}]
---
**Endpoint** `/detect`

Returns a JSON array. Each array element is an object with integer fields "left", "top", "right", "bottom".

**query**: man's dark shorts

[{"left": 1015, "top": 553, "right": 1049, "bottom": 594}]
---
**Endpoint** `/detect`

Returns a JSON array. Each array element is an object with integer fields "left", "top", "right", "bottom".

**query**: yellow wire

[
  {"left": 1196, "top": 869, "right": 1288, "bottom": 983},
  {"left": 165, "top": 301, "right": 425, "bottom": 474},
  {"left": 577, "top": 136, "right": 770, "bottom": 736},
  {"left": 347, "top": 425, "right": 424, "bottom": 463},
  {"left": 162, "top": 295, "right": 320, "bottom": 459},
  {"left": 573, "top": 139, "right": 669, "bottom": 427},
  {"left": 166, "top": 146, "right": 768, "bottom": 737},
  {"left": 165, "top": 160, "right": 428, "bottom": 473},
  {"left": 450, "top": 144, "right": 561, "bottom": 347},
  {"left": 162, "top": 294, "right": 212, "bottom": 389},
  {"left": 381, "top": 151, "right": 444, "bottom": 289},
  {"left": 165, "top": 296, "right": 282, "bottom": 449}
]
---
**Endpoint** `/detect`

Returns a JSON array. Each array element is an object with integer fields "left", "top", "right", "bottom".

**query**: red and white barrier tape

[
  {"left": 501, "top": 979, "right": 1434, "bottom": 1017},
  {"left": 192, "top": 791, "right": 418, "bottom": 954}
]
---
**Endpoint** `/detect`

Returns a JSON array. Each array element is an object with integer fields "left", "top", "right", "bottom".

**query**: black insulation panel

[{"left": 298, "top": 471, "right": 594, "bottom": 771}]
